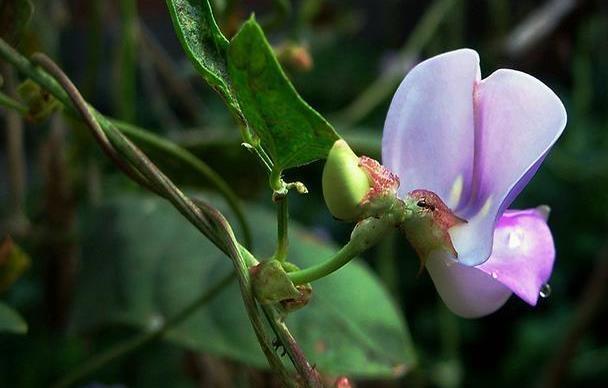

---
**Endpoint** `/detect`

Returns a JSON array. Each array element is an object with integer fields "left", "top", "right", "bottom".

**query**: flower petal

[
  {"left": 426, "top": 251, "right": 512, "bottom": 318},
  {"left": 477, "top": 208, "right": 555, "bottom": 305},
  {"left": 451, "top": 69, "right": 566, "bottom": 266},
  {"left": 427, "top": 208, "right": 555, "bottom": 317},
  {"left": 382, "top": 49, "right": 480, "bottom": 208}
]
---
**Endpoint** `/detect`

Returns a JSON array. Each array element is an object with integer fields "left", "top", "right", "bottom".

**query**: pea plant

[{"left": 0, "top": 0, "right": 570, "bottom": 387}]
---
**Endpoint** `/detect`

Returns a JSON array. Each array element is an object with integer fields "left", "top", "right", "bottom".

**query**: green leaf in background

[
  {"left": 0, "top": 302, "right": 27, "bottom": 334},
  {"left": 71, "top": 195, "right": 415, "bottom": 378},
  {"left": 228, "top": 18, "right": 340, "bottom": 171},
  {"left": 165, "top": 0, "right": 237, "bottom": 110}
]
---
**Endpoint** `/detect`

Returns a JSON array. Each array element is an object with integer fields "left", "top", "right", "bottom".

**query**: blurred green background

[{"left": 1, "top": 0, "right": 607, "bottom": 387}]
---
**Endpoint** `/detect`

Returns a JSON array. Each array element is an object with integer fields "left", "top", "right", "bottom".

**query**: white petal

[
  {"left": 426, "top": 251, "right": 512, "bottom": 318},
  {"left": 382, "top": 49, "right": 480, "bottom": 209},
  {"left": 451, "top": 69, "right": 566, "bottom": 266}
]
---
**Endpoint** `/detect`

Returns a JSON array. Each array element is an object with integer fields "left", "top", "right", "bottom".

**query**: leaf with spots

[
  {"left": 71, "top": 195, "right": 416, "bottom": 378},
  {"left": 165, "top": 0, "right": 239, "bottom": 112},
  {"left": 228, "top": 17, "right": 339, "bottom": 171}
]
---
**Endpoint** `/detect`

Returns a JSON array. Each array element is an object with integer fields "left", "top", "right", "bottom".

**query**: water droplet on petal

[
  {"left": 539, "top": 283, "right": 552, "bottom": 298},
  {"left": 491, "top": 271, "right": 498, "bottom": 279}
]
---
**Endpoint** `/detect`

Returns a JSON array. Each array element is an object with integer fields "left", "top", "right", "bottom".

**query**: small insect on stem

[{"left": 416, "top": 198, "right": 436, "bottom": 211}]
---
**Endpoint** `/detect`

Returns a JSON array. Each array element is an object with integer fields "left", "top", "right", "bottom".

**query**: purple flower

[{"left": 382, "top": 49, "right": 567, "bottom": 317}]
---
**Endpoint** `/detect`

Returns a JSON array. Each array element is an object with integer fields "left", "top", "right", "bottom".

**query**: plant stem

[
  {"left": 0, "top": 90, "right": 28, "bottom": 114},
  {"left": 0, "top": 38, "right": 316, "bottom": 386},
  {"left": 0, "top": 38, "right": 78, "bottom": 110},
  {"left": 240, "top": 245, "right": 322, "bottom": 387},
  {"left": 288, "top": 236, "right": 361, "bottom": 285},
  {"left": 0, "top": 37, "right": 252, "bottom": 249},
  {"left": 289, "top": 217, "right": 391, "bottom": 285},
  {"left": 27, "top": 51, "right": 293, "bottom": 384},
  {"left": 234, "top": 111, "right": 274, "bottom": 174},
  {"left": 270, "top": 167, "right": 283, "bottom": 192},
  {"left": 269, "top": 169, "right": 294, "bottom": 263},
  {"left": 193, "top": 206, "right": 295, "bottom": 387},
  {"left": 113, "top": 120, "right": 253, "bottom": 248},
  {"left": 52, "top": 271, "right": 236, "bottom": 388},
  {"left": 262, "top": 305, "right": 323, "bottom": 388},
  {"left": 274, "top": 196, "right": 289, "bottom": 261}
]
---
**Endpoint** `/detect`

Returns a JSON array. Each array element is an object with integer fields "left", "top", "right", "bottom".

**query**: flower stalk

[
  {"left": 275, "top": 196, "right": 289, "bottom": 261},
  {"left": 288, "top": 217, "right": 392, "bottom": 285}
]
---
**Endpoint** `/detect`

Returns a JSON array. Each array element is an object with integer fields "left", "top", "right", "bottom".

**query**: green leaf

[
  {"left": 71, "top": 195, "right": 416, "bottom": 378},
  {"left": 165, "top": 0, "right": 236, "bottom": 109},
  {"left": 0, "top": 302, "right": 27, "bottom": 334},
  {"left": 228, "top": 18, "right": 339, "bottom": 170}
]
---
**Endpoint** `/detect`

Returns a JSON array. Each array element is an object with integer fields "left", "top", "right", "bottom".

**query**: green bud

[
  {"left": 251, "top": 260, "right": 301, "bottom": 305},
  {"left": 276, "top": 42, "right": 314, "bottom": 72},
  {"left": 278, "top": 261, "right": 312, "bottom": 313},
  {"left": 17, "top": 79, "right": 61, "bottom": 123},
  {"left": 322, "top": 140, "right": 371, "bottom": 221}
]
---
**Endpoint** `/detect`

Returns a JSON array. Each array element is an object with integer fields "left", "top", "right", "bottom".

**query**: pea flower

[{"left": 382, "top": 49, "right": 567, "bottom": 317}]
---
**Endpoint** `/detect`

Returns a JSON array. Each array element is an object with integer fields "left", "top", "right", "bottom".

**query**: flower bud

[
  {"left": 17, "top": 79, "right": 60, "bottom": 123},
  {"left": 322, "top": 140, "right": 371, "bottom": 221},
  {"left": 251, "top": 260, "right": 301, "bottom": 305},
  {"left": 276, "top": 43, "right": 314, "bottom": 72}
]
